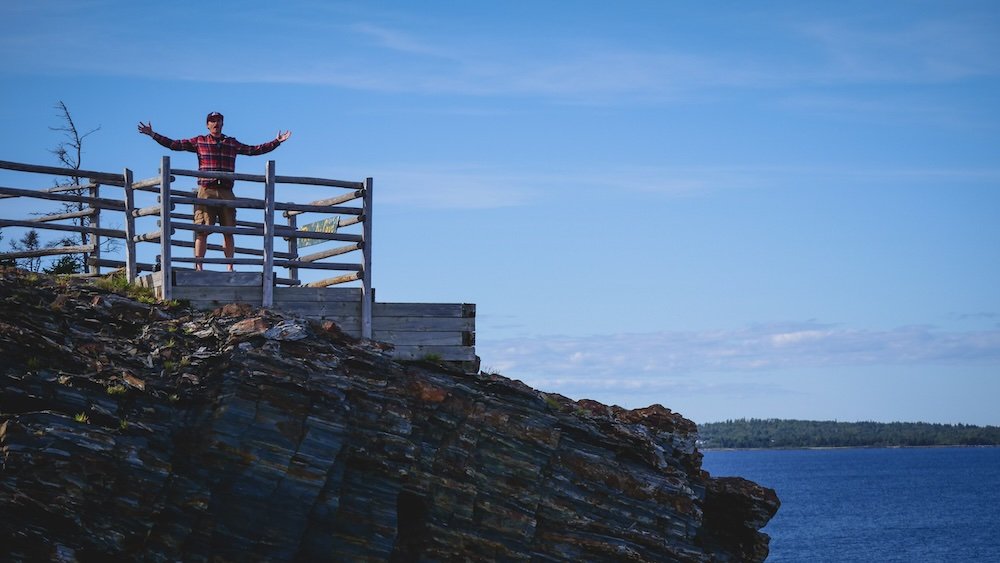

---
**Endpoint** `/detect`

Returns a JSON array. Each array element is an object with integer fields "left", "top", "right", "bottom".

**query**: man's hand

[
  {"left": 276, "top": 130, "right": 292, "bottom": 143},
  {"left": 137, "top": 121, "right": 154, "bottom": 136}
]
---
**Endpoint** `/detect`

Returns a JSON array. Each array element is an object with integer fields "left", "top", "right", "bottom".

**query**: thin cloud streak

[{"left": 479, "top": 322, "right": 1000, "bottom": 382}]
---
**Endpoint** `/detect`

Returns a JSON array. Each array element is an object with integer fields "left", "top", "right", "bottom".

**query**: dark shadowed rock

[{"left": 0, "top": 268, "right": 778, "bottom": 562}]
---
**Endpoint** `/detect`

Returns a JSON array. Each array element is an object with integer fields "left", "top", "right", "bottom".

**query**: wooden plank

[
  {"left": 175, "top": 271, "right": 263, "bottom": 287},
  {"left": 270, "top": 301, "right": 361, "bottom": 317},
  {"left": 170, "top": 238, "right": 295, "bottom": 259},
  {"left": 0, "top": 159, "right": 121, "bottom": 182},
  {"left": 172, "top": 257, "right": 265, "bottom": 266},
  {"left": 389, "top": 345, "right": 477, "bottom": 362},
  {"left": 24, "top": 208, "right": 96, "bottom": 223},
  {"left": 172, "top": 286, "right": 263, "bottom": 302},
  {"left": 0, "top": 219, "right": 125, "bottom": 239},
  {"left": 282, "top": 190, "right": 364, "bottom": 217},
  {"left": 172, "top": 223, "right": 262, "bottom": 237},
  {"left": 0, "top": 244, "right": 95, "bottom": 260},
  {"left": 171, "top": 195, "right": 266, "bottom": 210},
  {"left": 307, "top": 272, "right": 361, "bottom": 287},
  {"left": 373, "top": 330, "right": 468, "bottom": 346},
  {"left": 374, "top": 303, "right": 475, "bottom": 318},
  {"left": 273, "top": 175, "right": 364, "bottom": 189},
  {"left": 273, "top": 201, "right": 363, "bottom": 215},
  {"left": 372, "top": 316, "right": 475, "bottom": 332},
  {"left": 273, "top": 287, "right": 361, "bottom": 301},
  {"left": 0, "top": 186, "right": 125, "bottom": 211},
  {"left": 171, "top": 168, "right": 265, "bottom": 183},
  {"left": 273, "top": 260, "right": 362, "bottom": 272},
  {"left": 297, "top": 243, "right": 361, "bottom": 262},
  {"left": 274, "top": 227, "right": 363, "bottom": 244}
]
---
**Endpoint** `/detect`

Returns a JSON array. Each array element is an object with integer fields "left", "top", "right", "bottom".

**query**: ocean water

[{"left": 701, "top": 447, "right": 1000, "bottom": 562}]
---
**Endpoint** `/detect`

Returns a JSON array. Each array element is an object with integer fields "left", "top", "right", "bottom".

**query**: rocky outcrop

[{"left": 0, "top": 269, "right": 778, "bottom": 562}]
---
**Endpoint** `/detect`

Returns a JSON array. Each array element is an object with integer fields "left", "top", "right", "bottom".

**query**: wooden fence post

[
  {"left": 90, "top": 182, "right": 101, "bottom": 275},
  {"left": 123, "top": 168, "right": 136, "bottom": 283},
  {"left": 262, "top": 160, "right": 276, "bottom": 307},
  {"left": 286, "top": 213, "right": 299, "bottom": 285},
  {"left": 361, "top": 177, "right": 373, "bottom": 339},
  {"left": 160, "top": 156, "right": 172, "bottom": 301}
]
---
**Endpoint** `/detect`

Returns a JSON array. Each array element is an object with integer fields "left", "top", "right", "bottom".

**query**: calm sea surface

[{"left": 701, "top": 447, "right": 1000, "bottom": 562}]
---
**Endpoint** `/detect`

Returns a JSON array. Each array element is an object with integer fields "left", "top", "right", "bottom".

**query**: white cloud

[{"left": 478, "top": 322, "right": 1000, "bottom": 389}]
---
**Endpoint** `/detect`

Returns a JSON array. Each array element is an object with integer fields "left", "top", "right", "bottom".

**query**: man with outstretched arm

[{"left": 138, "top": 112, "right": 291, "bottom": 271}]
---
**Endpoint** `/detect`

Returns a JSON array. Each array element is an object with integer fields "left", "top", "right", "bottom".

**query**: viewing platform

[{"left": 0, "top": 158, "right": 477, "bottom": 371}]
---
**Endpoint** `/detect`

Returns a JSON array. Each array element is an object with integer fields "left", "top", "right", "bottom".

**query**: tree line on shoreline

[{"left": 697, "top": 418, "right": 1000, "bottom": 449}]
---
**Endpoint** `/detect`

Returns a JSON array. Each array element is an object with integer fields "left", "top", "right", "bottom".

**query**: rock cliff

[{"left": 0, "top": 268, "right": 778, "bottom": 562}]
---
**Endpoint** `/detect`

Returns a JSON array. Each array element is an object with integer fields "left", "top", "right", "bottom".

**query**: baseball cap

[{"left": 206, "top": 112, "right": 224, "bottom": 122}]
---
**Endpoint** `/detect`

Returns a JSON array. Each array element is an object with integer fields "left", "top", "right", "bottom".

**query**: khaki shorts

[{"left": 195, "top": 186, "right": 236, "bottom": 227}]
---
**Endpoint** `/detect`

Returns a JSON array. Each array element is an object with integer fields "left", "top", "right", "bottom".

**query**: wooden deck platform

[{"left": 140, "top": 271, "right": 477, "bottom": 370}]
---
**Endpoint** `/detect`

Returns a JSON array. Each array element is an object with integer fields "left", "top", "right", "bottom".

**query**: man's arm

[
  {"left": 137, "top": 121, "right": 198, "bottom": 152},
  {"left": 234, "top": 130, "right": 292, "bottom": 156}
]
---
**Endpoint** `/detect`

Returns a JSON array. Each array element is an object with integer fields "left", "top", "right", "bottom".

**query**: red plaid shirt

[{"left": 150, "top": 132, "right": 281, "bottom": 188}]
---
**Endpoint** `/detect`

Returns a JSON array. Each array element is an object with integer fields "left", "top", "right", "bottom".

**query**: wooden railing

[{"left": 0, "top": 157, "right": 374, "bottom": 336}]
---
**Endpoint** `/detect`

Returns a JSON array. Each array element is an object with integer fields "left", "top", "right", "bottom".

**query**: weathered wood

[
  {"left": 169, "top": 238, "right": 294, "bottom": 259},
  {"left": 372, "top": 316, "right": 475, "bottom": 332},
  {"left": 172, "top": 257, "right": 265, "bottom": 266},
  {"left": 172, "top": 223, "right": 263, "bottom": 237},
  {"left": 267, "top": 301, "right": 361, "bottom": 317},
  {"left": 273, "top": 201, "right": 363, "bottom": 216},
  {"left": 134, "top": 230, "right": 162, "bottom": 243},
  {"left": 0, "top": 159, "right": 121, "bottom": 182},
  {"left": 23, "top": 208, "right": 96, "bottom": 223},
  {"left": 159, "top": 156, "right": 172, "bottom": 301},
  {"left": 273, "top": 175, "right": 364, "bottom": 189},
  {"left": 307, "top": 273, "right": 362, "bottom": 287},
  {"left": 90, "top": 182, "right": 101, "bottom": 275},
  {"left": 273, "top": 226, "right": 363, "bottom": 243},
  {"left": 171, "top": 168, "right": 265, "bottom": 183},
  {"left": 336, "top": 216, "right": 362, "bottom": 228},
  {"left": 285, "top": 214, "right": 299, "bottom": 283},
  {"left": 374, "top": 302, "right": 475, "bottom": 318},
  {"left": 94, "top": 258, "right": 156, "bottom": 273},
  {"left": 133, "top": 204, "right": 165, "bottom": 218},
  {"left": 263, "top": 160, "right": 276, "bottom": 308},
  {"left": 282, "top": 190, "right": 364, "bottom": 217},
  {"left": 171, "top": 286, "right": 264, "bottom": 302},
  {"left": 0, "top": 219, "right": 125, "bottom": 239},
  {"left": 135, "top": 185, "right": 191, "bottom": 197},
  {"left": 170, "top": 212, "right": 262, "bottom": 230},
  {"left": 275, "top": 277, "right": 299, "bottom": 286},
  {"left": 296, "top": 243, "right": 362, "bottom": 262},
  {"left": 272, "top": 260, "right": 362, "bottom": 272},
  {"left": 175, "top": 270, "right": 263, "bottom": 287},
  {"left": 132, "top": 175, "right": 171, "bottom": 190},
  {"left": 171, "top": 195, "right": 266, "bottom": 210},
  {"left": 273, "top": 287, "right": 361, "bottom": 301},
  {"left": 361, "top": 177, "right": 373, "bottom": 340},
  {"left": 0, "top": 244, "right": 95, "bottom": 260},
  {"left": 0, "top": 186, "right": 125, "bottom": 211},
  {"left": 123, "top": 169, "right": 137, "bottom": 282},
  {"left": 372, "top": 330, "right": 468, "bottom": 346},
  {"left": 389, "top": 345, "right": 478, "bottom": 362}
]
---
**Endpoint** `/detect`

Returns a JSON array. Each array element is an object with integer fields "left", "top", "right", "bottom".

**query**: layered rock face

[{"left": 0, "top": 269, "right": 778, "bottom": 562}]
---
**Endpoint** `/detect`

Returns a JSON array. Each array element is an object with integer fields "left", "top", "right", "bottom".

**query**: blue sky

[{"left": 2, "top": 1, "right": 999, "bottom": 425}]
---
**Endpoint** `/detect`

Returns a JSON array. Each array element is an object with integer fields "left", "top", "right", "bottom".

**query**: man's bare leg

[
  {"left": 224, "top": 234, "right": 235, "bottom": 272},
  {"left": 194, "top": 233, "right": 207, "bottom": 271}
]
